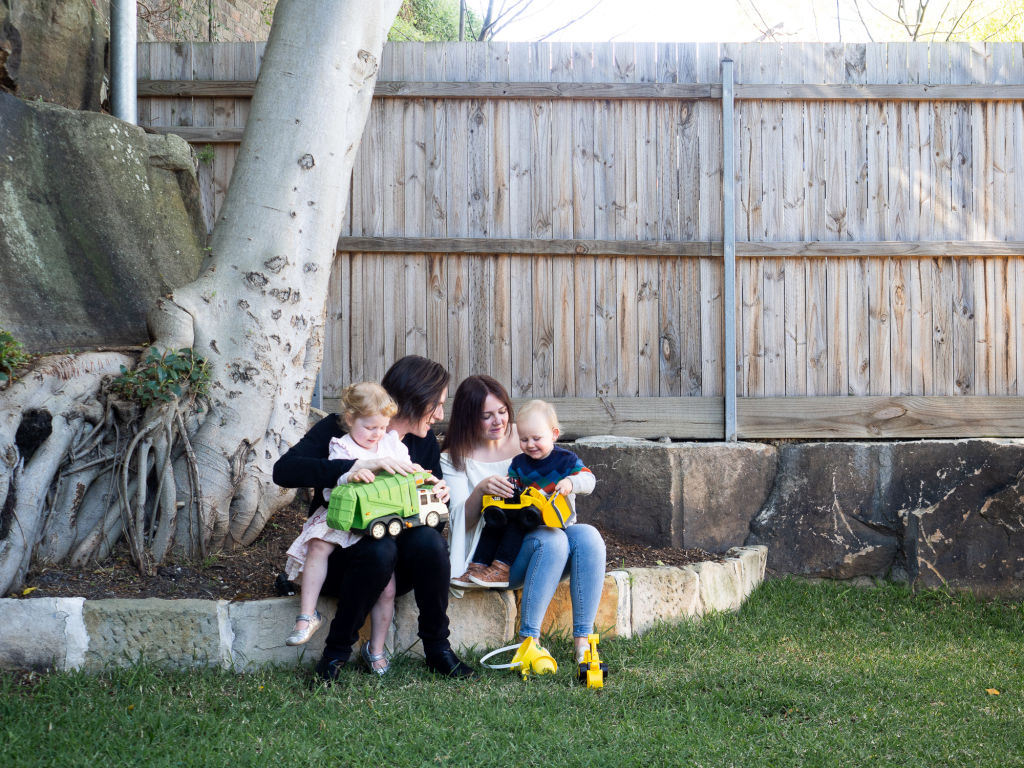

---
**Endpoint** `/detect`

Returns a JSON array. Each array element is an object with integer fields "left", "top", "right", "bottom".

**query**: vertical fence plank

[
  {"left": 466, "top": 43, "right": 493, "bottom": 382},
  {"left": 865, "top": 44, "right": 891, "bottom": 396},
  {"left": 823, "top": 43, "right": 848, "bottom": 396},
  {"left": 530, "top": 43, "right": 554, "bottom": 397},
  {"left": 508, "top": 42, "right": 534, "bottom": 397},
  {"left": 887, "top": 43, "right": 913, "bottom": 396},
  {"left": 593, "top": 42, "right": 618, "bottom": 399},
  {"left": 400, "top": 44, "right": 427, "bottom": 360},
  {"left": 488, "top": 42, "right": 513, "bottom": 389},
  {"left": 636, "top": 43, "right": 660, "bottom": 398},
  {"left": 906, "top": 44, "right": 932, "bottom": 395},
  {"left": 737, "top": 45, "right": 762, "bottom": 399},
  {"left": 443, "top": 43, "right": 471, "bottom": 388},
  {"left": 929, "top": 44, "right": 954, "bottom": 396},
  {"left": 614, "top": 42, "right": 640, "bottom": 399},
  {"left": 781, "top": 43, "right": 807, "bottom": 397},
  {"left": 760, "top": 44, "right": 786, "bottom": 397},
  {"left": 551, "top": 42, "right": 576, "bottom": 398},
  {"left": 803, "top": 43, "right": 828, "bottom": 396},
  {"left": 845, "top": 44, "right": 870, "bottom": 397},
  {"left": 571, "top": 42, "right": 596, "bottom": 398},
  {"left": 698, "top": 42, "right": 723, "bottom": 398},
  {"left": 423, "top": 44, "right": 449, "bottom": 380}
]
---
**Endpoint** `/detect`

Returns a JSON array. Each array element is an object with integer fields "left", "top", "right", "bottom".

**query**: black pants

[
  {"left": 471, "top": 521, "right": 525, "bottom": 567},
  {"left": 320, "top": 524, "right": 452, "bottom": 660}
]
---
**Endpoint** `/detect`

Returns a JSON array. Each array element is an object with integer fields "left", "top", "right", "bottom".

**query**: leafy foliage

[
  {"left": 389, "top": 0, "right": 479, "bottom": 41},
  {"left": 0, "top": 329, "right": 30, "bottom": 385},
  {"left": 110, "top": 347, "right": 210, "bottom": 408}
]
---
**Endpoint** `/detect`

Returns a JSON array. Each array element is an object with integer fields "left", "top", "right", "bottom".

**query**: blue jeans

[{"left": 508, "top": 524, "right": 606, "bottom": 640}]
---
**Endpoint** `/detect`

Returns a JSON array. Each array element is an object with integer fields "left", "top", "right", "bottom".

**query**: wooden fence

[{"left": 138, "top": 41, "right": 1024, "bottom": 439}]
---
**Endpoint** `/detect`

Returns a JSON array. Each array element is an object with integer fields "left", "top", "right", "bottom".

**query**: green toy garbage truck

[{"left": 326, "top": 471, "right": 449, "bottom": 540}]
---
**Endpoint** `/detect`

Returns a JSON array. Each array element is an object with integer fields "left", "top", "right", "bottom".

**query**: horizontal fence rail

[{"left": 138, "top": 41, "right": 1024, "bottom": 439}]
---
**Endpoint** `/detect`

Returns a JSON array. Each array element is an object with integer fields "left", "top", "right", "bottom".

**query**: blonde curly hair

[{"left": 340, "top": 381, "right": 398, "bottom": 423}]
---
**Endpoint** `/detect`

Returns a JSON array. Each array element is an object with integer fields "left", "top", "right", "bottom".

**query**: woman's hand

[
  {"left": 351, "top": 456, "right": 422, "bottom": 476},
  {"left": 477, "top": 474, "right": 515, "bottom": 499},
  {"left": 553, "top": 478, "right": 573, "bottom": 497}
]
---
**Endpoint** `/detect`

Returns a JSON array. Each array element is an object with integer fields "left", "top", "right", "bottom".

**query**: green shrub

[
  {"left": 110, "top": 347, "right": 210, "bottom": 408},
  {"left": 0, "top": 329, "right": 30, "bottom": 384}
]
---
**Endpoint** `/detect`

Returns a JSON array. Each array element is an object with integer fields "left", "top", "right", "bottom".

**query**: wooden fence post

[{"left": 722, "top": 57, "right": 737, "bottom": 441}]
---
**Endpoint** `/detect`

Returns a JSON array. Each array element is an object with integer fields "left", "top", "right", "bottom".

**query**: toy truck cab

[
  {"left": 327, "top": 471, "right": 449, "bottom": 539},
  {"left": 481, "top": 479, "right": 572, "bottom": 530}
]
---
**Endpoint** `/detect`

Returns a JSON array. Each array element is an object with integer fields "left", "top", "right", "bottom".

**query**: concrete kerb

[{"left": 0, "top": 546, "right": 766, "bottom": 672}]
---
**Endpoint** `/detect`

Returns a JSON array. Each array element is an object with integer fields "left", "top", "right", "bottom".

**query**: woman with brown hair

[
  {"left": 440, "top": 375, "right": 606, "bottom": 664},
  {"left": 273, "top": 355, "right": 475, "bottom": 682}
]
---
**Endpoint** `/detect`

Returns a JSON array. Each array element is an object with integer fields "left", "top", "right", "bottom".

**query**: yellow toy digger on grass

[{"left": 577, "top": 633, "right": 608, "bottom": 689}]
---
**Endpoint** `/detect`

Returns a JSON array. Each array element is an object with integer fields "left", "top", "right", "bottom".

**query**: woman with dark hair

[
  {"left": 272, "top": 355, "right": 475, "bottom": 681},
  {"left": 440, "top": 375, "right": 606, "bottom": 664}
]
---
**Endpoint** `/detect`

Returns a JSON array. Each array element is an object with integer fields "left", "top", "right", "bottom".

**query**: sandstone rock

[
  {"left": 690, "top": 560, "right": 743, "bottom": 614},
  {"left": 394, "top": 588, "right": 516, "bottom": 656},
  {"left": 227, "top": 596, "right": 339, "bottom": 671},
  {"left": 747, "top": 442, "right": 901, "bottom": 579},
  {"left": 82, "top": 598, "right": 230, "bottom": 669},
  {"left": 538, "top": 573, "right": 623, "bottom": 638},
  {"left": 626, "top": 566, "right": 700, "bottom": 634},
  {"left": 0, "top": 597, "right": 86, "bottom": 671},
  {"left": 0, "top": 0, "right": 108, "bottom": 110},
  {"left": 0, "top": 92, "right": 204, "bottom": 353},
  {"left": 727, "top": 545, "right": 768, "bottom": 600},
  {"left": 572, "top": 437, "right": 776, "bottom": 551},
  {"left": 747, "top": 440, "right": 1024, "bottom": 596}
]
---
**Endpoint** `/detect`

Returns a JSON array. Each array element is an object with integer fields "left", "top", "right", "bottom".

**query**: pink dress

[{"left": 284, "top": 431, "right": 411, "bottom": 581}]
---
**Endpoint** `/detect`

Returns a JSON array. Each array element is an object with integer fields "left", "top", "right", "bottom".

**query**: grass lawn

[{"left": 2, "top": 579, "right": 1021, "bottom": 767}]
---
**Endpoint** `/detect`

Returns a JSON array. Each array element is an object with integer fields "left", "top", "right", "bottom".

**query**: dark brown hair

[
  {"left": 441, "top": 375, "right": 514, "bottom": 471},
  {"left": 380, "top": 355, "right": 450, "bottom": 425}
]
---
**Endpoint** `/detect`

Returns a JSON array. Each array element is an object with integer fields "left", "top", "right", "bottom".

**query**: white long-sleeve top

[{"left": 440, "top": 452, "right": 595, "bottom": 578}]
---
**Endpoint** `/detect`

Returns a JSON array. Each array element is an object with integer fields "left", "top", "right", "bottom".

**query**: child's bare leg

[
  {"left": 366, "top": 575, "right": 396, "bottom": 671},
  {"left": 294, "top": 538, "right": 333, "bottom": 631}
]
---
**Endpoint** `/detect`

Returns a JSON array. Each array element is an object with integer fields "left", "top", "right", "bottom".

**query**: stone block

[
  {"left": 393, "top": 589, "right": 515, "bottom": 656},
  {"left": 82, "top": 599, "right": 230, "bottom": 670},
  {"left": 677, "top": 443, "right": 777, "bottom": 551},
  {"left": 538, "top": 573, "right": 623, "bottom": 639},
  {"left": 227, "top": 596, "right": 338, "bottom": 671},
  {"left": 626, "top": 566, "right": 700, "bottom": 634},
  {"left": 690, "top": 560, "right": 743, "bottom": 614},
  {"left": 0, "top": 597, "right": 86, "bottom": 671},
  {"left": 727, "top": 545, "right": 768, "bottom": 600},
  {"left": 572, "top": 437, "right": 775, "bottom": 551},
  {"left": 747, "top": 439, "right": 1024, "bottom": 596},
  {"left": 0, "top": 93, "right": 204, "bottom": 353},
  {"left": 0, "top": 0, "right": 107, "bottom": 110},
  {"left": 747, "top": 442, "right": 901, "bottom": 579}
]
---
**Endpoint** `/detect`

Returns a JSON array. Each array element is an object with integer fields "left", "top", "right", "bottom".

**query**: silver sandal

[
  {"left": 360, "top": 641, "right": 391, "bottom": 676},
  {"left": 285, "top": 610, "right": 323, "bottom": 646}
]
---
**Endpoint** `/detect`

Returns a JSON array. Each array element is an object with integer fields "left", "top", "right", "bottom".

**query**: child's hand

[
  {"left": 429, "top": 478, "right": 450, "bottom": 504},
  {"left": 350, "top": 468, "right": 375, "bottom": 483},
  {"left": 554, "top": 478, "right": 573, "bottom": 497}
]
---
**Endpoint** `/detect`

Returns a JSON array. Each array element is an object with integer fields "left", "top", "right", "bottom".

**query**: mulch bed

[{"left": 13, "top": 500, "right": 723, "bottom": 601}]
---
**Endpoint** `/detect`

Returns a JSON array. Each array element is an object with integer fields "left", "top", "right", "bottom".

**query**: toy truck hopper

[{"left": 326, "top": 471, "right": 449, "bottom": 540}]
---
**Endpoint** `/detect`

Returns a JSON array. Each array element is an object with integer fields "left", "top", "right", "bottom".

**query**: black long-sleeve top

[{"left": 272, "top": 414, "right": 443, "bottom": 517}]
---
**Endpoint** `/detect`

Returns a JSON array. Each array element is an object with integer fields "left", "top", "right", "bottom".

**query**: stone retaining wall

[
  {"left": 573, "top": 437, "right": 1024, "bottom": 598},
  {"left": 0, "top": 546, "right": 766, "bottom": 672}
]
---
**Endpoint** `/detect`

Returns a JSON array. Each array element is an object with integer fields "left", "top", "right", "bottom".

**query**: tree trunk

[{"left": 0, "top": 0, "right": 403, "bottom": 592}]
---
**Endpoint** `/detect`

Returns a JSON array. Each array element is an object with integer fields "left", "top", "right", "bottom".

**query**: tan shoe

[
  {"left": 285, "top": 610, "right": 323, "bottom": 646},
  {"left": 468, "top": 561, "right": 511, "bottom": 588},
  {"left": 451, "top": 562, "right": 487, "bottom": 588}
]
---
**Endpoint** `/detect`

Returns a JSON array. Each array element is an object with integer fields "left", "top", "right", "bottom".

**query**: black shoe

[
  {"left": 274, "top": 572, "right": 298, "bottom": 597},
  {"left": 424, "top": 648, "right": 478, "bottom": 679},
  {"left": 314, "top": 653, "right": 348, "bottom": 685}
]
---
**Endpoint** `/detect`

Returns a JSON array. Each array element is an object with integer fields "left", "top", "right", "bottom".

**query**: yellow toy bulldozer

[{"left": 481, "top": 481, "right": 572, "bottom": 530}]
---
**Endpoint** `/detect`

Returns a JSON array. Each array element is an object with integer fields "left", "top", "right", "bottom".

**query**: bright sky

[{"left": 474, "top": 0, "right": 1007, "bottom": 42}]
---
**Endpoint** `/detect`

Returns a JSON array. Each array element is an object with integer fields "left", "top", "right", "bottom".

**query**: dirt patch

[{"left": 13, "top": 500, "right": 724, "bottom": 601}]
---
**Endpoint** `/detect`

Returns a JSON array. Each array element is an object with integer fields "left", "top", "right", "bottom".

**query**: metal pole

[
  {"left": 721, "top": 58, "right": 737, "bottom": 442},
  {"left": 111, "top": 0, "right": 138, "bottom": 124}
]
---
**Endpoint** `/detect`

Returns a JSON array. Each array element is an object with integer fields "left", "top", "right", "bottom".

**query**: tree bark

[
  {"left": 0, "top": 0, "right": 404, "bottom": 592},
  {"left": 147, "top": 0, "right": 404, "bottom": 555}
]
